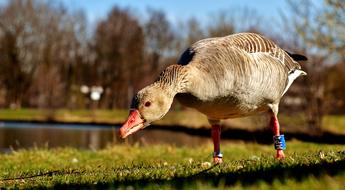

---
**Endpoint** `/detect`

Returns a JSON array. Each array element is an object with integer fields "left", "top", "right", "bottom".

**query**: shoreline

[{"left": 1, "top": 119, "right": 345, "bottom": 145}]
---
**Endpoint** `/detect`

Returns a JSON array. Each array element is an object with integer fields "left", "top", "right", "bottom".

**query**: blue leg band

[
  {"left": 213, "top": 152, "right": 223, "bottom": 158},
  {"left": 273, "top": 135, "right": 286, "bottom": 150}
]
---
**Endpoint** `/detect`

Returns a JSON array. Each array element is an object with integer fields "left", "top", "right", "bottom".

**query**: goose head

[{"left": 119, "top": 85, "right": 173, "bottom": 138}]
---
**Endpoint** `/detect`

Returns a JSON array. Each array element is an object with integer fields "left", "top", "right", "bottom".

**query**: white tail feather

[{"left": 282, "top": 70, "right": 306, "bottom": 95}]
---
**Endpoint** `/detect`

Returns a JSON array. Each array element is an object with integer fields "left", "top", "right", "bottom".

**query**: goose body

[
  {"left": 174, "top": 33, "right": 306, "bottom": 120},
  {"left": 120, "top": 32, "right": 307, "bottom": 164}
]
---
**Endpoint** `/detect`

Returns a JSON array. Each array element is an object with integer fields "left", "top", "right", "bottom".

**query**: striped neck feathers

[{"left": 153, "top": 64, "right": 189, "bottom": 97}]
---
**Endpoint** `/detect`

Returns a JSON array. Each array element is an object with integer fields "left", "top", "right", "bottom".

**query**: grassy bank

[
  {"left": 0, "top": 141, "right": 344, "bottom": 189},
  {"left": 0, "top": 109, "right": 344, "bottom": 134}
]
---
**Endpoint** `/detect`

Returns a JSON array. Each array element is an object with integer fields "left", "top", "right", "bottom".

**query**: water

[{"left": 0, "top": 121, "right": 211, "bottom": 152}]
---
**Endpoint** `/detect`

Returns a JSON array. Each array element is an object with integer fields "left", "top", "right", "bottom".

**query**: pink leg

[
  {"left": 270, "top": 115, "right": 285, "bottom": 159},
  {"left": 212, "top": 124, "right": 223, "bottom": 164}
]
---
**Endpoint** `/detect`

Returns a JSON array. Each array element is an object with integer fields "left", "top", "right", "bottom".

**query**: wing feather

[
  {"left": 177, "top": 33, "right": 305, "bottom": 73},
  {"left": 228, "top": 33, "right": 302, "bottom": 71}
]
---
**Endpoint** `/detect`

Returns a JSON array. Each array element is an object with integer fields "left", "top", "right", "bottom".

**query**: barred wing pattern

[{"left": 229, "top": 33, "right": 302, "bottom": 71}]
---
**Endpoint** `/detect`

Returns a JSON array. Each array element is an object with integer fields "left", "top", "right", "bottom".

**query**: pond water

[{"left": 0, "top": 121, "right": 212, "bottom": 152}]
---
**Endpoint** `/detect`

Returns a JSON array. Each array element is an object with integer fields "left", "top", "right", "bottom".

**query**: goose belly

[{"left": 175, "top": 93, "right": 271, "bottom": 119}]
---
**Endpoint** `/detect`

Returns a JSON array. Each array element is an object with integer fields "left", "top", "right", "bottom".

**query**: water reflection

[{"left": 0, "top": 122, "right": 211, "bottom": 152}]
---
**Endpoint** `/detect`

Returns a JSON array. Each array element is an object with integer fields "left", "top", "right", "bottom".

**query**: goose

[{"left": 119, "top": 32, "right": 307, "bottom": 164}]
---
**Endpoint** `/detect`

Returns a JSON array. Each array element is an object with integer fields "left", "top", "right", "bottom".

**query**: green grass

[
  {"left": 0, "top": 108, "right": 129, "bottom": 124},
  {"left": 0, "top": 141, "right": 344, "bottom": 189},
  {"left": 0, "top": 109, "right": 48, "bottom": 121},
  {"left": 322, "top": 115, "right": 345, "bottom": 135}
]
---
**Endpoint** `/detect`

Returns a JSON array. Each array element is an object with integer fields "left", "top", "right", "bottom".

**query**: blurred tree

[
  {"left": 312, "top": 0, "right": 345, "bottom": 60},
  {"left": 323, "top": 63, "right": 345, "bottom": 114},
  {"left": 0, "top": 0, "right": 89, "bottom": 109},
  {"left": 311, "top": 0, "right": 345, "bottom": 114},
  {"left": 206, "top": 8, "right": 263, "bottom": 37},
  {"left": 173, "top": 17, "right": 205, "bottom": 59},
  {"left": 281, "top": 0, "right": 324, "bottom": 132},
  {"left": 0, "top": 0, "right": 38, "bottom": 108},
  {"left": 94, "top": 7, "right": 144, "bottom": 109},
  {"left": 144, "top": 9, "right": 175, "bottom": 74},
  {"left": 184, "top": 18, "right": 205, "bottom": 46},
  {"left": 207, "top": 11, "right": 235, "bottom": 37},
  {"left": 281, "top": 0, "right": 345, "bottom": 131}
]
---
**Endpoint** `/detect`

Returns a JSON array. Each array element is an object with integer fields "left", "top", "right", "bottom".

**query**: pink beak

[{"left": 119, "top": 109, "right": 145, "bottom": 138}]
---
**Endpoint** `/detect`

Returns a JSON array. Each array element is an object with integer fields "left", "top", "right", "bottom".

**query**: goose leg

[
  {"left": 211, "top": 124, "right": 223, "bottom": 164},
  {"left": 270, "top": 115, "right": 285, "bottom": 159}
]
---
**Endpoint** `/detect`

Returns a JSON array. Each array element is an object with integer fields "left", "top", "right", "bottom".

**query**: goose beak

[{"left": 119, "top": 109, "right": 145, "bottom": 138}]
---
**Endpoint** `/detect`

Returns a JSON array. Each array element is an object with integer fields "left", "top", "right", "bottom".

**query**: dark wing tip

[
  {"left": 290, "top": 54, "right": 308, "bottom": 61},
  {"left": 177, "top": 48, "right": 195, "bottom": 65},
  {"left": 285, "top": 50, "right": 308, "bottom": 61}
]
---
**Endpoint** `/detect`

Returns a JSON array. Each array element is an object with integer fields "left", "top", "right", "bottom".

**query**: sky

[
  {"left": 0, "top": 0, "right": 323, "bottom": 34},
  {"left": 57, "top": 0, "right": 294, "bottom": 26}
]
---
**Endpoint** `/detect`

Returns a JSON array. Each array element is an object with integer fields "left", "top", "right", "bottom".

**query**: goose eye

[{"left": 144, "top": 101, "right": 151, "bottom": 107}]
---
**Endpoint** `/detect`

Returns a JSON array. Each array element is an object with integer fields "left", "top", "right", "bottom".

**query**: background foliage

[{"left": 0, "top": 0, "right": 344, "bottom": 130}]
